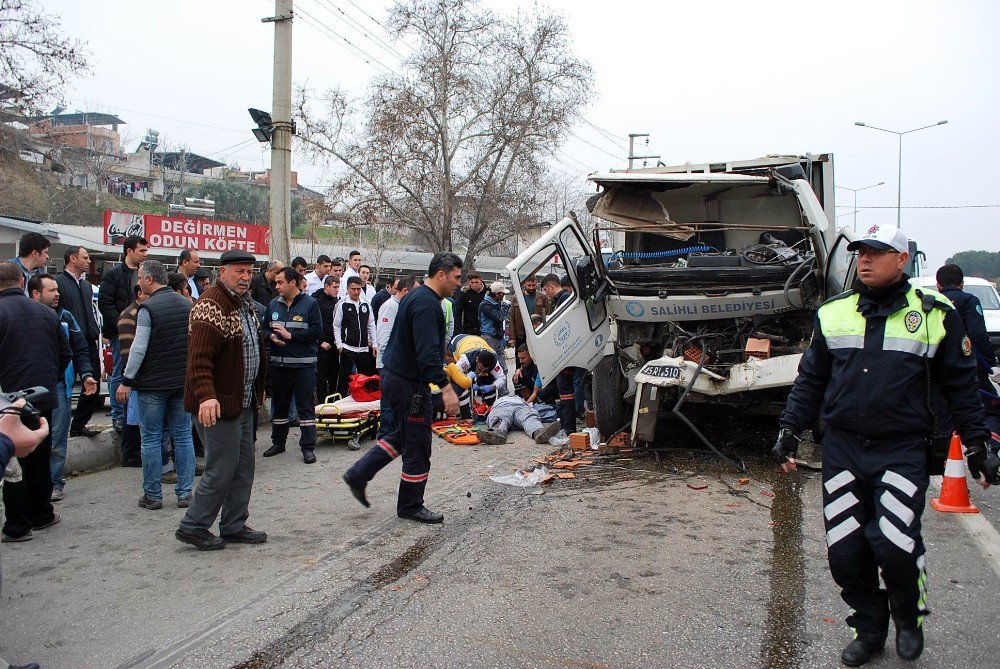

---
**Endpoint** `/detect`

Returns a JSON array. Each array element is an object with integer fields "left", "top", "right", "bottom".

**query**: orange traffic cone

[{"left": 930, "top": 433, "right": 979, "bottom": 514}]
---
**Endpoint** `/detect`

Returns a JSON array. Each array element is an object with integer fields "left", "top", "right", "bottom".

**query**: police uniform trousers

[
  {"left": 270, "top": 366, "right": 318, "bottom": 452},
  {"left": 345, "top": 369, "right": 432, "bottom": 516},
  {"left": 821, "top": 425, "right": 929, "bottom": 640},
  {"left": 556, "top": 368, "right": 577, "bottom": 433}
]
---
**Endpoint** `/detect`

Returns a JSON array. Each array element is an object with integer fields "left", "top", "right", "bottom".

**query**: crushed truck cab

[{"left": 509, "top": 154, "right": 862, "bottom": 447}]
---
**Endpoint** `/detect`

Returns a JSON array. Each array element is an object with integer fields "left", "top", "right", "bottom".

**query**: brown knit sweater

[{"left": 184, "top": 282, "right": 268, "bottom": 419}]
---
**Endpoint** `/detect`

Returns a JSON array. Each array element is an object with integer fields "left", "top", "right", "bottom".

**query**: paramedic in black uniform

[{"left": 342, "top": 252, "right": 462, "bottom": 523}]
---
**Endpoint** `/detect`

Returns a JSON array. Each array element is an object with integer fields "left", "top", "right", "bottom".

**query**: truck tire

[{"left": 592, "top": 355, "right": 629, "bottom": 438}]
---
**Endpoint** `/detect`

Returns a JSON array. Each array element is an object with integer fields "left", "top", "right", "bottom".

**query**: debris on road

[
  {"left": 686, "top": 483, "right": 709, "bottom": 491},
  {"left": 490, "top": 467, "right": 551, "bottom": 488}
]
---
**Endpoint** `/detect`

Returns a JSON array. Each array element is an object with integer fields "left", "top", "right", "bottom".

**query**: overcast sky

[{"left": 43, "top": 0, "right": 999, "bottom": 272}]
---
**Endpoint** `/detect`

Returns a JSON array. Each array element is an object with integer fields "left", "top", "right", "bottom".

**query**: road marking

[{"left": 930, "top": 476, "right": 1000, "bottom": 578}]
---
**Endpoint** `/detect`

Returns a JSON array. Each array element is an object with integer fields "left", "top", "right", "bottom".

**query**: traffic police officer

[
  {"left": 774, "top": 225, "right": 1000, "bottom": 666},
  {"left": 342, "top": 253, "right": 462, "bottom": 523},
  {"left": 263, "top": 268, "right": 323, "bottom": 464}
]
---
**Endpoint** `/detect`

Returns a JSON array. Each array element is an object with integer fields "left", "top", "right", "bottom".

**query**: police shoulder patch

[
  {"left": 904, "top": 310, "right": 922, "bottom": 333},
  {"left": 271, "top": 312, "right": 279, "bottom": 320},
  {"left": 962, "top": 335, "right": 973, "bottom": 357},
  {"left": 977, "top": 304, "right": 984, "bottom": 316}
]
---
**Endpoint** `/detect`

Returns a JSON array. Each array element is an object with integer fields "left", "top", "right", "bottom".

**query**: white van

[{"left": 910, "top": 275, "right": 1000, "bottom": 357}]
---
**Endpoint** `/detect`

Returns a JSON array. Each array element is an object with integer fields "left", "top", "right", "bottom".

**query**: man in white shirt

[
  {"left": 359, "top": 264, "right": 377, "bottom": 302},
  {"left": 333, "top": 275, "right": 377, "bottom": 397},
  {"left": 177, "top": 249, "right": 201, "bottom": 299},
  {"left": 304, "top": 255, "right": 332, "bottom": 295},
  {"left": 338, "top": 250, "right": 363, "bottom": 299}
]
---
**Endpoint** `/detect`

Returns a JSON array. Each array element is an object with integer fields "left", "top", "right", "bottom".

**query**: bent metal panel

[{"left": 103, "top": 210, "right": 271, "bottom": 255}]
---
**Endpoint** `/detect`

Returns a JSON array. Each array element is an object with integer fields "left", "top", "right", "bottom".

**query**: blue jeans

[
  {"left": 50, "top": 382, "right": 71, "bottom": 491},
  {"left": 137, "top": 390, "right": 194, "bottom": 500},
  {"left": 109, "top": 337, "right": 125, "bottom": 422}
]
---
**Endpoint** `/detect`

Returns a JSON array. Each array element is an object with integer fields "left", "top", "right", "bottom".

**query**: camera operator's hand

[
  {"left": 198, "top": 399, "right": 222, "bottom": 427},
  {"left": 83, "top": 376, "right": 98, "bottom": 396},
  {"left": 966, "top": 442, "right": 1000, "bottom": 489},
  {"left": 0, "top": 399, "right": 49, "bottom": 457},
  {"left": 772, "top": 427, "right": 801, "bottom": 473}
]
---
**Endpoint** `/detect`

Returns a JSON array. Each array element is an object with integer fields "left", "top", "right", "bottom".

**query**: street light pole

[
  {"left": 836, "top": 182, "right": 884, "bottom": 232},
  {"left": 854, "top": 120, "right": 947, "bottom": 228}
]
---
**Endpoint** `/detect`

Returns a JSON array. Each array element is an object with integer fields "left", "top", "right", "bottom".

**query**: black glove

[
  {"left": 772, "top": 427, "right": 800, "bottom": 464},
  {"left": 966, "top": 442, "right": 1000, "bottom": 485}
]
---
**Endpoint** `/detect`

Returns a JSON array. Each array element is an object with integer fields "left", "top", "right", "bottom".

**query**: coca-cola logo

[{"left": 107, "top": 213, "right": 145, "bottom": 242}]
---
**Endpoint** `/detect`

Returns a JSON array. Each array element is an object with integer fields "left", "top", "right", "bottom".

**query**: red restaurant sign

[{"left": 103, "top": 211, "right": 270, "bottom": 255}]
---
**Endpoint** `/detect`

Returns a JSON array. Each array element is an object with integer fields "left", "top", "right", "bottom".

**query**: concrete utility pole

[{"left": 264, "top": 0, "right": 294, "bottom": 262}]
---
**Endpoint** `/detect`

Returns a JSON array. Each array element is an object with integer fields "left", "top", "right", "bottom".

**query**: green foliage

[
  {"left": 945, "top": 251, "right": 1000, "bottom": 281},
  {"left": 188, "top": 179, "right": 306, "bottom": 229}
]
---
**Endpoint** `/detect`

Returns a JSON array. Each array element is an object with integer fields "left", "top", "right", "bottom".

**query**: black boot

[
  {"left": 841, "top": 637, "right": 885, "bottom": 667},
  {"left": 262, "top": 444, "right": 285, "bottom": 457},
  {"left": 896, "top": 626, "right": 923, "bottom": 661}
]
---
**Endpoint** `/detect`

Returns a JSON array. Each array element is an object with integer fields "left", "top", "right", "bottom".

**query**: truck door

[
  {"left": 506, "top": 216, "right": 612, "bottom": 386},
  {"left": 824, "top": 227, "right": 859, "bottom": 297}
]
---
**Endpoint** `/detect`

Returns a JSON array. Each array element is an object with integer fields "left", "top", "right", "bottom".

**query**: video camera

[{"left": 0, "top": 387, "right": 49, "bottom": 430}]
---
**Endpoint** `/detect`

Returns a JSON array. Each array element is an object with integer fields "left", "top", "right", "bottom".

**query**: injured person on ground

[{"left": 477, "top": 395, "right": 561, "bottom": 445}]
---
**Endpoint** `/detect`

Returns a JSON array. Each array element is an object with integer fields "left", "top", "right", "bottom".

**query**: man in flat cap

[{"left": 176, "top": 249, "right": 269, "bottom": 551}]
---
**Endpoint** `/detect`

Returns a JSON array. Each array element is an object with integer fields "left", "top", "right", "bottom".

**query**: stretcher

[
  {"left": 315, "top": 395, "right": 380, "bottom": 448},
  {"left": 432, "top": 419, "right": 481, "bottom": 445}
]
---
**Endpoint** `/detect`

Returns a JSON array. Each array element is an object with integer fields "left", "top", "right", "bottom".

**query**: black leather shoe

[
  {"left": 896, "top": 627, "right": 923, "bottom": 661},
  {"left": 112, "top": 418, "right": 124, "bottom": 433},
  {"left": 399, "top": 507, "right": 444, "bottom": 524},
  {"left": 195, "top": 462, "right": 205, "bottom": 476},
  {"left": 221, "top": 525, "right": 267, "bottom": 544},
  {"left": 302, "top": 449, "right": 316, "bottom": 464},
  {"left": 841, "top": 637, "right": 885, "bottom": 667},
  {"left": 263, "top": 444, "right": 285, "bottom": 457},
  {"left": 175, "top": 528, "right": 226, "bottom": 551},
  {"left": 342, "top": 473, "right": 370, "bottom": 508},
  {"left": 70, "top": 426, "right": 100, "bottom": 438},
  {"left": 121, "top": 458, "right": 143, "bottom": 468}
]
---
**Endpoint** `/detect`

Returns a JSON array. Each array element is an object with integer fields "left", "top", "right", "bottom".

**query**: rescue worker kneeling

[
  {"left": 445, "top": 334, "right": 507, "bottom": 417},
  {"left": 774, "top": 225, "right": 1000, "bottom": 666}
]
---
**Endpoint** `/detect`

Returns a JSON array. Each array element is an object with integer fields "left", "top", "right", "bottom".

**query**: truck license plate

[{"left": 644, "top": 365, "right": 681, "bottom": 379}]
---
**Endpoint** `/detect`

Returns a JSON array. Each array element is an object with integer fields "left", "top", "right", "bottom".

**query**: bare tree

[
  {"left": 295, "top": 0, "right": 593, "bottom": 270},
  {"left": 0, "top": 0, "right": 89, "bottom": 116}
]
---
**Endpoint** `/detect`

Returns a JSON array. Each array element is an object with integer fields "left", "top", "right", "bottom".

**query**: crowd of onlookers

[{"left": 0, "top": 232, "right": 589, "bottom": 542}]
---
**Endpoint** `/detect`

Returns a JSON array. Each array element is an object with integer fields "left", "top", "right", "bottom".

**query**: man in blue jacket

[
  {"left": 478, "top": 281, "right": 510, "bottom": 374},
  {"left": 27, "top": 274, "right": 97, "bottom": 503},
  {"left": 263, "top": 268, "right": 323, "bottom": 464}
]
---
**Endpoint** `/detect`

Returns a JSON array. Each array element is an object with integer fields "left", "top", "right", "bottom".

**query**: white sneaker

[{"left": 51, "top": 488, "right": 65, "bottom": 502}]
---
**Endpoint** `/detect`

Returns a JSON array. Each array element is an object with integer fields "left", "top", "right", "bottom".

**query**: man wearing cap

[
  {"left": 176, "top": 249, "right": 268, "bottom": 551},
  {"left": 478, "top": 281, "right": 510, "bottom": 375},
  {"left": 775, "top": 224, "right": 999, "bottom": 665}
]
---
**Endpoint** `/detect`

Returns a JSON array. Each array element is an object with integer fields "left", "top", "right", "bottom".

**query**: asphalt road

[{"left": 2, "top": 421, "right": 1000, "bottom": 668}]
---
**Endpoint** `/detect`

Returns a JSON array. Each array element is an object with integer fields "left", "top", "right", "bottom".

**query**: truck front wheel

[{"left": 592, "top": 355, "right": 629, "bottom": 438}]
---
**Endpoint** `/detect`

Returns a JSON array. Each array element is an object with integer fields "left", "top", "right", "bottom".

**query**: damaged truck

[{"left": 507, "top": 154, "right": 863, "bottom": 455}]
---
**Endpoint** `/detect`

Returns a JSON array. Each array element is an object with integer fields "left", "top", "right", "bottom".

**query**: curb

[{"left": 66, "top": 429, "right": 119, "bottom": 474}]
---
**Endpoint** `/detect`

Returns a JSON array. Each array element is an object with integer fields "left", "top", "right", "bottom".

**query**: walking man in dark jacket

[
  {"left": 263, "top": 268, "right": 323, "bottom": 464},
  {"left": 0, "top": 261, "right": 71, "bottom": 543},
  {"left": 116, "top": 260, "right": 194, "bottom": 510},
  {"left": 343, "top": 253, "right": 462, "bottom": 523},
  {"left": 99, "top": 235, "right": 148, "bottom": 432},
  {"left": 55, "top": 246, "right": 103, "bottom": 438},
  {"left": 312, "top": 275, "right": 341, "bottom": 403}
]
